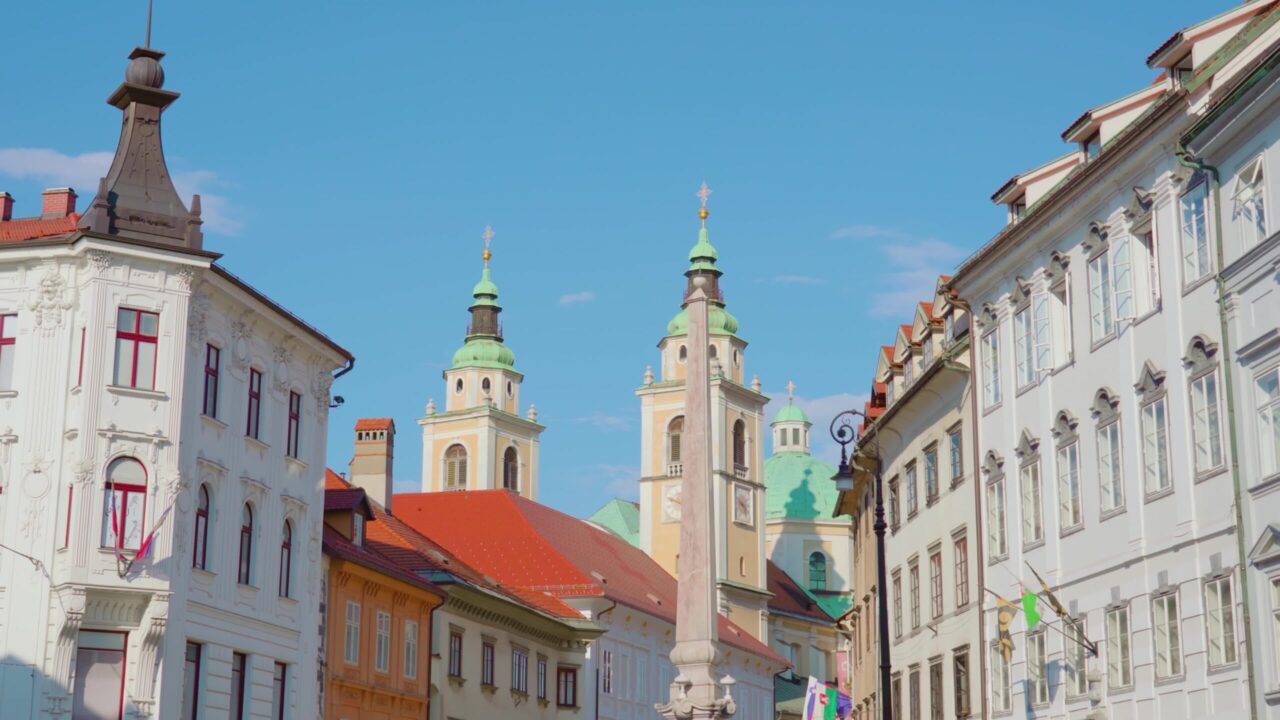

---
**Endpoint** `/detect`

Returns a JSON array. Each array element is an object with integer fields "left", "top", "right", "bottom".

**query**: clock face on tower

[
  {"left": 662, "top": 482, "right": 682, "bottom": 522},
  {"left": 732, "top": 482, "right": 754, "bottom": 526}
]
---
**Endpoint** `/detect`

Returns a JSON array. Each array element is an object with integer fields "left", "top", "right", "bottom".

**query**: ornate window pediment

[
  {"left": 1010, "top": 277, "right": 1032, "bottom": 308},
  {"left": 1045, "top": 250, "right": 1071, "bottom": 283},
  {"left": 1014, "top": 429, "right": 1040, "bottom": 460},
  {"left": 1134, "top": 360, "right": 1167, "bottom": 397},
  {"left": 1125, "top": 186, "right": 1154, "bottom": 223},
  {"left": 982, "top": 450, "right": 1005, "bottom": 481},
  {"left": 1248, "top": 524, "right": 1280, "bottom": 567},
  {"left": 1051, "top": 410, "right": 1079, "bottom": 445},
  {"left": 976, "top": 303, "right": 1000, "bottom": 332},
  {"left": 1092, "top": 387, "right": 1120, "bottom": 423},
  {"left": 1183, "top": 334, "right": 1220, "bottom": 376},
  {"left": 1083, "top": 221, "right": 1110, "bottom": 254}
]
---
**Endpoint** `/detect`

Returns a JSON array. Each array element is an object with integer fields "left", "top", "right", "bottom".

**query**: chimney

[
  {"left": 0, "top": 193, "right": 13, "bottom": 221},
  {"left": 349, "top": 418, "right": 395, "bottom": 512},
  {"left": 41, "top": 188, "right": 77, "bottom": 219}
]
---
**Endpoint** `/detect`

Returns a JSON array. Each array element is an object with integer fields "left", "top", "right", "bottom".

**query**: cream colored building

[{"left": 636, "top": 205, "right": 772, "bottom": 641}]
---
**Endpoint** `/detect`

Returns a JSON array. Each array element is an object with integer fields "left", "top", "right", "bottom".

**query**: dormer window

[
  {"left": 886, "top": 382, "right": 896, "bottom": 406},
  {"left": 1082, "top": 131, "right": 1101, "bottom": 160},
  {"left": 1012, "top": 201, "right": 1027, "bottom": 222},
  {"left": 903, "top": 356, "right": 914, "bottom": 387},
  {"left": 353, "top": 513, "right": 365, "bottom": 546},
  {"left": 943, "top": 313, "right": 954, "bottom": 347},
  {"left": 922, "top": 336, "right": 934, "bottom": 368}
]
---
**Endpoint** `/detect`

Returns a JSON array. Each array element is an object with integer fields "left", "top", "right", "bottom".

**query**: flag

[
  {"left": 803, "top": 676, "right": 838, "bottom": 720},
  {"left": 134, "top": 502, "right": 175, "bottom": 561},
  {"left": 1021, "top": 590, "right": 1041, "bottom": 630},
  {"left": 1027, "top": 563, "right": 1069, "bottom": 620},
  {"left": 994, "top": 594, "right": 1017, "bottom": 664}
]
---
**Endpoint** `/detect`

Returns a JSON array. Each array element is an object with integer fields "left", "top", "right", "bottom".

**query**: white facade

[{"left": 0, "top": 45, "right": 349, "bottom": 719}]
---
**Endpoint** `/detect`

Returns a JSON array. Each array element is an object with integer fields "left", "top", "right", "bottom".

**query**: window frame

[
  {"left": 1141, "top": 395, "right": 1172, "bottom": 497},
  {"left": 285, "top": 391, "right": 302, "bottom": 459},
  {"left": 892, "top": 570, "right": 903, "bottom": 638},
  {"left": 0, "top": 313, "right": 17, "bottom": 390},
  {"left": 924, "top": 444, "right": 939, "bottom": 505},
  {"left": 952, "top": 646, "right": 970, "bottom": 717},
  {"left": 929, "top": 548, "right": 943, "bottom": 619},
  {"left": 1020, "top": 459, "right": 1044, "bottom": 547},
  {"left": 448, "top": 630, "right": 463, "bottom": 678},
  {"left": 246, "top": 368, "right": 263, "bottom": 440},
  {"left": 537, "top": 655, "right": 548, "bottom": 700},
  {"left": 556, "top": 666, "right": 578, "bottom": 707},
  {"left": 237, "top": 504, "right": 254, "bottom": 586},
  {"left": 481, "top": 639, "right": 495, "bottom": 687},
  {"left": 948, "top": 425, "right": 964, "bottom": 487},
  {"left": 1065, "top": 617, "right": 1089, "bottom": 699},
  {"left": 1106, "top": 603, "right": 1133, "bottom": 691},
  {"left": 375, "top": 611, "right": 391, "bottom": 674},
  {"left": 231, "top": 652, "right": 247, "bottom": 720},
  {"left": 345, "top": 601, "right": 361, "bottom": 665},
  {"left": 1097, "top": 419, "right": 1125, "bottom": 515},
  {"left": 101, "top": 457, "right": 148, "bottom": 552},
  {"left": 278, "top": 520, "right": 292, "bottom": 598},
  {"left": 1180, "top": 172, "right": 1214, "bottom": 285},
  {"left": 193, "top": 484, "right": 210, "bottom": 571},
  {"left": 986, "top": 475, "right": 1008, "bottom": 559},
  {"left": 202, "top": 344, "right": 220, "bottom": 418},
  {"left": 909, "top": 560, "right": 921, "bottom": 630},
  {"left": 1232, "top": 153, "right": 1268, "bottom": 247},
  {"left": 1027, "top": 630, "right": 1048, "bottom": 706},
  {"left": 511, "top": 646, "right": 529, "bottom": 694},
  {"left": 1190, "top": 367, "right": 1226, "bottom": 477},
  {"left": 905, "top": 461, "right": 919, "bottom": 518},
  {"left": 404, "top": 620, "right": 419, "bottom": 679},
  {"left": 990, "top": 642, "right": 1011, "bottom": 713},
  {"left": 1088, "top": 248, "right": 1115, "bottom": 343},
  {"left": 953, "top": 535, "right": 969, "bottom": 608},
  {"left": 981, "top": 327, "right": 1002, "bottom": 409},
  {"left": 272, "top": 661, "right": 287, "bottom": 720},
  {"left": 1056, "top": 440, "right": 1083, "bottom": 531},
  {"left": 1152, "top": 590, "right": 1183, "bottom": 680},
  {"left": 1204, "top": 574, "right": 1238, "bottom": 668},
  {"left": 1258, "top": 365, "right": 1280, "bottom": 478},
  {"left": 113, "top": 307, "right": 159, "bottom": 390}
]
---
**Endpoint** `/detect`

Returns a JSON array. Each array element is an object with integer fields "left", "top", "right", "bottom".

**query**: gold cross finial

[
  {"left": 696, "top": 180, "right": 712, "bottom": 224},
  {"left": 481, "top": 225, "right": 494, "bottom": 266},
  {"left": 786, "top": 380, "right": 796, "bottom": 401}
]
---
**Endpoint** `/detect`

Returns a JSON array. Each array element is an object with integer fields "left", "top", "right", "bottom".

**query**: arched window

[
  {"left": 678, "top": 345, "right": 687, "bottom": 363},
  {"left": 709, "top": 344, "right": 718, "bottom": 359},
  {"left": 101, "top": 458, "right": 147, "bottom": 550},
  {"left": 667, "top": 416, "right": 684, "bottom": 467},
  {"left": 279, "top": 520, "right": 292, "bottom": 598},
  {"left": 445, "top": 445, "right": 468, "bottom": 490},
  {"left": 732, "top": 419, "right": 747, "bottom": 468},
  {"left": 193, "top": 485, "right": 210, "bottom": 570},
  {"left": 503, "top": 446, "right": 519, "bottom": 491},
  {"left": 238, "top": 504, "right": 254, "bottom": 586},
  {"left": 808, "top": 551, "right": 827, "bottom": 591}
]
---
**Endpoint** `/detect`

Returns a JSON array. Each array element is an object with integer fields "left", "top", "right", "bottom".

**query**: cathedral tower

[
  {"left": 419, "top": 228, "right": 544, "bottom": 498},
  {"left": 637, "top": 184, "right": 771, "bottom": 641}
]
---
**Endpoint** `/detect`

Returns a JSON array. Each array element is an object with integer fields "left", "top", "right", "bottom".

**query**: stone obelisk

[{"left": 656, "top": 184, "right": 735, "bottom": 719}]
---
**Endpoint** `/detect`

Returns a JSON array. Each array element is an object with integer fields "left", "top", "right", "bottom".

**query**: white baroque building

[
  {"left": 951, "top": 4, "right": 1280, "bottom": 718},
  {"left": 0, "top": 43, "right": 351, "bottom": 719}
]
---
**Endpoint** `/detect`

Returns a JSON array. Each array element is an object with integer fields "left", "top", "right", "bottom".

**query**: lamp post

[{"left": 830, "top": 410, "right": 892, "bottom": 720}]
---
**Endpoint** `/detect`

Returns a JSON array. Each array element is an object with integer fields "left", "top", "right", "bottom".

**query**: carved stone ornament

[
  {"left": 230, "top": 312, "right": 254, "bottom": 375},
  {"left": 173, "top": 267, "right": 196, "bottom": 291},
  {"left": 977, "top": 303, "right": 999, "bottom": 330},
  {"left": 187, "top": 290, "right": 210, "bottom": 349},
  {"left": 311, "top": 366, "right": 334, "bottom": 416},
  {"left": 272, "top": 342, "right": 294, "bottom": 395},
  {"left": 1010, "top": 276, "right": 1032, "bottom": 307},
  {"left": 1046, "top": 250, "right": 1071, "bottom": 282},
  {"left": 1125, "top": 186, "right": 1154, "bottom": 221},
  {"left": 1051, "top": 410, "right": 1079, "bottom": 445},
  {"left": 1083, "top": 221, "right": 1109, "bottom": 254},
  {"left": 73, "top": 456, "right": 96, "bottom": 487},
  {"left": 1134, "top": 360, "right": 1167, "bottom": 397},
  {"left": 86, "top": 251, "right": 113, "bottom": 274},
  {"left": 27, "top": 267, "right": 77, "bottom": 336},
  {"left": 1092, "top": 387, "right": 1120, "bottom": 423},
  {"left": 1014, "top": 429, "right": 1040, "bottom": 460},
  {"left": 1183, "top": 334, "right": 1220, "bottom": 375},
  {"left": 982, "top": 450, "right": 1005, "bottom": 480}
]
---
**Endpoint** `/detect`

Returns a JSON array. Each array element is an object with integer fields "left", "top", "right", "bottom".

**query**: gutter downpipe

[
  {"left": 594, "top": 599, "right": 617, "bottom": 720},
  {"left": 1174, "top": 148, "right": 1259, "bottom": 720},
  {"left": 955, "top": 299, "right": 988, "bottom": 720}
]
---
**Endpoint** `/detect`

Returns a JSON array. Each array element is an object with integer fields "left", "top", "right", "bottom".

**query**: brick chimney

[
  {"left": 349, "top": 418, "right": 396, "bottom": 512},
  {"left": 41, "top": 188, "right": 77, "bottom": 219},
  {"left": 0, "top": 193, "right": 13, "bottom": 221}
]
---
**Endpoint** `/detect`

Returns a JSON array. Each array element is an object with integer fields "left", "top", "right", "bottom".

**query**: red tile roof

[
  {"left": 322, "top": 524, "right": 445, "bottom": 596},
  {"left": 325, "top": 468, "right": 351, "bottom": 490},
  {"left": 766, "top": 562, "right": 833, "bottom": 623},
  {"left": 392, "top": 490, "right": 786, "bottom": 664},
  {"left": 0, "top": 214, "right": 80, "bottom": 243},
  {"left": 325, "top": 488, "right": 374, "bottom": 517},
  {"left": 355, "top": 417, "right": 394, "bottom": 431}
]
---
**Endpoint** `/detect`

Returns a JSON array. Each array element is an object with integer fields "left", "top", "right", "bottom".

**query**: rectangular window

[
  {"left": 449, "top": 631, "right": 463, "bottom": 678},
  {"left": 924, "top": 445, "right": 939, "bottom": 504},
  {"left": 929, "top": 658, "right": 943, "bottom": 720},
  {"left": 948, "top": 427, "right": 963, "bottom": 485},
  {"left": 603, "top": 649, "right": 613, "bottom": 694},
  {"left": 1014, "top": 304, "right": 1033, "bottom": 388},
  {"left": 982, "top": 329, "right": 1001, "bottom": 408},
  {"left": 182, "top": 641, "right": 201, "bottom": 720},
  {"left": 929, "top": 550, "right": 943, "bottom": 619},
  {"left": 1142, "top": 397, "right": 1171, "bottom": 495},
  {"left": 1233, "top": 155, "right": 1268, "bottom": 247},
  {"left": 987, "top": 478, "right": 1007, "bottom": 557},
  {"left": 404, "top": 620, "right": 419, "bottom": 679},
  {"left": 557, "top": 666, "right": 578, "bottom": 707},
  {"left": 1056, "top": 441, "right": 1082, "bottom": 530},
  {"left": 1153, "top": 591, "right": 1182, "bottom": 679},
  {"left": 1027, "top": 631, "right": 1048, "bottom": 705},
  {"left": 952, "top": 648, "right": 970, "bottom": 718},
  {"left": 1106, "top": 604, "right": 1132, "bottom": 689},
  {"left": 1088, "top": 251, "right": 1114, "bottom": 341},
  {"left": 1021, "top": 461, "right": 1044, "bottom": 545},
  {"left": 1182, "top": 175, "right": 1213, "bottom": 283},
  {"left": 273, "top": 662, "right": 287, "bottom": 720},
  {"left": 481, "top": 640, "right": 495, "bottom": 686},
  {"left": 202, "top": 344, "right": 220, "bottom": 418},
  {"left": 101, "top": 481, "right": 146, "bottom": 551},
  {"left": 904, "top": 355, "right": 914, "bottom": 386},
  {"left": 114, "top": 308, "right": 159, "bottom": 389},
  {"left": 0, "top": 314, "right": 16, "bottom": 390},
  {"left": 247, "top": 368, "right": 262, "bottom": 439},
  {"left": 1066, "top": 618, "right": 1088, "bottom": 697},
  {"left": 990, "top": 644, "right": 1011, "bottom": 713},
  {"left": 231, "top": 652, "right": 247, "bottom": 720},
  {"left": 1098, "top": 421, "right": 1124, "bottom": 512},
  {"left": 908, "top": 666, "right": 921, "bottom": 720},
  {"left": 1205, "top": 576, "right": 1238, "bottom": 667},
  {"left": 375, "top": 611, "right": 391, "bottom": 673},
  {"left": 893, "top": 571, "right": 903, "bottom": 638},
  {"left": 909, "top": 562, "right": 921, "bottom": 629},
  {"left": 512, "top": 647, "right": 529, "bottom": 694},
  {"left": 1112, "top": 233, "right": 1134, "bottom": 321},
  {"left": 344, "top": 602, "right": 360, "bottom": 665},
  {"left": 888, "top": 478, "right": 900, "bottom": 529},
  {"left": 891, "top": 675, "right": 903, "bottom": 720},
  {"left": 1258, "top": 367, "right": 1280, "bottom": 477},
  {"left": 1051, "top": 281, "right": 1073, "bottom": 367},
  {"left": 1191, "top": 370, "right": 1225, "bottom": 474},
  {"left": 954, "top": 536, "right": 969, "bottom": 607},
  {"left": 1138, "top": 229, "right": 1161, "bottom": 311},
  {"left": 286, "top": 391, "right": 301, "bottom": 458},
  {"left": 537, "top": 655, "right": 548, "bottom": 700},
  {"left": 1272, "top": 579, "right": 1280, "bottom": 685},
  {"left": 922, "top": 336, "right": 934, "bottom": 367},
  {"left": 906, "top": 462, "right": 918, "bottom": 517}
]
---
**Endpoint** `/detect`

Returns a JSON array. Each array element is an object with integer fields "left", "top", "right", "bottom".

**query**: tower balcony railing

[
  {"left": 466, "top": 321, "right": 503, "bottom": 337},
  {"left": 667, "top": 462, "right": 683, "bottom": 477},
  {"left": 733, "top": 463, "right": 749, "bottom": 479}
]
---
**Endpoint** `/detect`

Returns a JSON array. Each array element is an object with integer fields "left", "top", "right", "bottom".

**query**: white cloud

[
  {"left": 573, "top": 411, "right": 631, "bottom": 431},
  {"left": 772, "top": 274, "right": 824, "bottom": 285},
  {"left": 559, "top": 291, "right": 596, "bottom": 305},
  {"left": 586, "top": 463, "right": 640, "bottom": 501},
  {"left": 831, "top": 223, "right": 965, "bottom": 318},
  {"left": 0, "top": 147, "right": 240, "bottom": 235}
]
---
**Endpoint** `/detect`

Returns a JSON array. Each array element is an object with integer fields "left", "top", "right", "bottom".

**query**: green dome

[
  {"left": 666, "top": 305, "right": 740, "bottom": 337},
  {"left": 765, "top": 452, "right": 838, "bottom": 521},
  {"left": 688, "top": 226, "right": 718, "bottom": 266},
  {"left": 472, "top": 268, "right": 499, "bottom": 303},
  {"left": 772, "top": 403, "right": 810, "bottom": 425},
  {"left": 451, "top": 338, "right": 516, "bottom": 370}
]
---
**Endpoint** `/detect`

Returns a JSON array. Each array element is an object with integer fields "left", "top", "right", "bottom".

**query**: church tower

[
  {"left": 419, "top": 228, "right": 544, "bottom": 498},
  {"left": 637, "top": 184, "right": 771, "bottom": 641}
]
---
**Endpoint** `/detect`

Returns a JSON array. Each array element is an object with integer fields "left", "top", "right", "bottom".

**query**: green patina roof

[
  {"left": 451, "top": 338, "right": 516, "bottom": 370},
  {"left": 765, "top": 452, "right": 838, "bottom": 521},
  {"left": 472, "top": 267, "right": 499, "bottom": 299},
  {"left": 772, "top": 402, "right": 810, "bottom": 425},
  {"left": 666, "top": 305, "right": 740, "bottom": 338},
  {"left": 688, "top": 225, "right": 718, "bottom": 266},
  {"left": 587, "top": 499, "right": 641, "bottom": 547},
  {"left": 812, "top": 592, "right": 855, "bottom": 619}
]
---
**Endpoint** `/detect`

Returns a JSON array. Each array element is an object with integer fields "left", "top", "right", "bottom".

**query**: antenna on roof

[{"left": 144, "top": 0, "right": 154, "bottom": 48}]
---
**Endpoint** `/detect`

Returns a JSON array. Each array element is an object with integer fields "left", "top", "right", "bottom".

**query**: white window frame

[
  {"left": 1020, "top": 460, "right": 1044, "bottom": 546},
  {"left": 982, "top": 328, "right": 1002, "bottom": 409},
  {"left": 986, "top": 477, "right": 1008, "bottom": 559},
  {"left": 344, "top": 601, "right": 360, "bottom": 665},
  {"left": 1153, "top": 591, "right": 1183, "bottom": 680},
  {"left": 1204, "top": 575, "right": 1238, "bottom": 668},
  {"left": 1014, "top": 303, "right": 1035, "bottom": 389},
  {"left": 1141, "top": 396, "right": 1172, "bottom": 496},
  {"left": 1106, "top": 604, "right": 1132, "bottom": 690},
  {"left": 375, "top": 611, "right": 391, "bottom": 673},
  {"left": 1027, "top": 631, "right": 1048, "bottom": 705},
  {"left": 1181, "top": 174, "right": 1213, "bottom": 284},
  {"left": 1088, "top": 249, "right": 1115, "bottom": 342},
  {"left": 1097, "top": 420, "right": 1125, "bottom": 514},
  {"left": 1232, "top": 154, "right": 1267, "bottom": 248},
  {"left": 990, "top": 644, "right": 1011, "bottom": 713},
  {"left": 1259, "top": 366, "right": 1280, "bottom": 478},
  {"left": 1056, "top": 441, "right": 1082, "bottom": 531},
  {"left": 1190, "top": 368, "right": 1225, "bottom": 476},
  {"left": 909, "top": 561, "right": 921, "bottom": 629},
  {"left": 404, "top": 620, "right": 419, "bottom": 679},
  {"left": 1066, "top": 618, "right": 1089, "bottom": 698}
]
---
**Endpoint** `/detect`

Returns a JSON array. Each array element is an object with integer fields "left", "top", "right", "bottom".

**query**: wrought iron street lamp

[{"left": 830, "top": 410, "right": 892, "bottom": 720}]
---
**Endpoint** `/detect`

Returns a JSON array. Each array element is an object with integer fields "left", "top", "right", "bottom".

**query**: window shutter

[{"left": 671, "top": 433, "right": 681, "bottom": 463}]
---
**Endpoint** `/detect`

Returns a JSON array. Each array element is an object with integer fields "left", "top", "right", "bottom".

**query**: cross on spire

[
  {"left": 786, "top": 380, "right": 796, "bottom": 401},
  {"left": 697, "top": 180, "right": 712, "bottom": 208},
  {"left": 482, "top": 225, "right": 494, "bottom": 266},
  {"left": 145, "top": 0, "right": 154, "bottom": 48}
]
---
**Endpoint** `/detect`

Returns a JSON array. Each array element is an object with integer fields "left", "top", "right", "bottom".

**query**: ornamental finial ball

[
  {"left": 482, "top": 249, "right": 492, "bottom": 263},
  {"left": 699, "top": 207, "right": 709, "bottom": 221},
  {"left": 692, "top": 276, "right": 708, "bottom": 290},
  {"left": 125, "top": 55, "right": 164, "bottom": 88}
]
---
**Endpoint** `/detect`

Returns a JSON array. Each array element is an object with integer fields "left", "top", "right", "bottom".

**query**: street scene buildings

[{"left": 1, "top": 2, "right": 1279, "bottom": 719}]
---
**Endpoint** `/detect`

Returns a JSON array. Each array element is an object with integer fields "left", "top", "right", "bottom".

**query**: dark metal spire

[{"left": 145, "top": 0, "right": 153, "bottom": 48}]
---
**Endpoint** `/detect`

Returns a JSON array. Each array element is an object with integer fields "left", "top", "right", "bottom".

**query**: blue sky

[{"left": 2, "top": 1, "right": 1230, "bottom": 518}]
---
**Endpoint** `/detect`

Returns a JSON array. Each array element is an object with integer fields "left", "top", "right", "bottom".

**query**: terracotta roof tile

[
  {"left": 324, "top": 468, "right": 350, "bottom": 491},
  {"left": 322, "top": 525, "right": 445, "bottom": 596},
  {"left": 325, "top": 488, "right": 373, "bottom": 517},
  {"left": 0, "top": 214, "right": 80, "bottom": 243},
  {"left": 766, "top": 562, "right": 833, "bottom": 623},
  {"left": 355, "top": 418, "right": 395, "bottom": 431}
]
